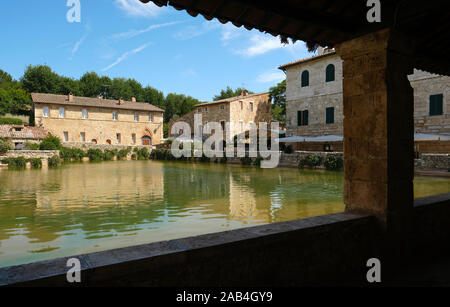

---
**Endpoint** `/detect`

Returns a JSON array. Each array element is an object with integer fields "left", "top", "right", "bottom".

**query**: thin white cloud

[
  {"left": 174, "top": 20, "right": 221, "bottom": 40},
  {"left": 102, "top": 43, "right": 150, "bottom": 72},
  {"left": 235, "top": 33, "right": 307, "bottom": 57},
  {"left": 112, "top": 21, "right": 182, "bottom": 40},
  {"left": 69, "top": 24, "right": 91, "bottom": 60},
  {"left": 221, "top": 23, "right": 242, "bottom": 45},
  {"left": 115, "top": 0, "right": 166, "bottom": 17},
  {"left": 257, "top": 71, "right": 285, "bottom": 83}
]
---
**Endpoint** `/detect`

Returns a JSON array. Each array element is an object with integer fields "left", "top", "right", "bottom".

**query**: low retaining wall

[
  {"left": 0, "top": 150, "right": 59, "bottom": 161},
  {"left": 63, "top": 142, "right": 154, "bottom": 152},
  {"left": 415, "top": 154, "right": 450, "bottom": 170}
]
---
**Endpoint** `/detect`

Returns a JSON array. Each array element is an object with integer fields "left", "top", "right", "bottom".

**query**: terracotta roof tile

[
  {"left": 31, "top": 93, "right": 164, "bottom": 113},
  {"left": 279, "top": 51, "right": 337, "bottom": 70},
  {"left": 0, "top": 125, "right": 48, "bottom": 140},
  {"left": 195, "top": 92, "right": 269, "bottom": 107}
]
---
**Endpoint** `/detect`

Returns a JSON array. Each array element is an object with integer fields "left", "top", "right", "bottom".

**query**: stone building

[
  {"left": 280, "top": 49, "right": 450, "bottom": 139},
  {"left": 0, "top": 125, "right": 48, "bottom": 149},
  {"left": 32, "top": 93, "right": 164, "bottom": 146},
  {"left": 169, "top": 92, "right": 271, "bottom": 140}
]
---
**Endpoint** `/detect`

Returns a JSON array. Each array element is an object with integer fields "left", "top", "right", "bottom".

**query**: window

[
  {"left": 116, "top": 133, "right": 121, "bottom": 144},
  {"left": 80, "top": 132, "right": 86, "bottom": 142},
  {"left": 220, "top": 105, "right": 225, "bottom": 110},
  {"left": 82, "top": 109, "right": 88, "bottom": 119},
  {"left": 134, "top": 113, "right": 139, "bottom": 122},
  {"left": 149, "top": 114, "right": 153, "bottom": 123},
  {"left": 250, "top": 102, "right": 254, "bottom": 112},
  {"left": 63, "top": 132, "right": 68, "bottom": 142},
  {"left": 326, "top": 107, "right": 335, "bottom": 124},
  {"left": 132, "top": 134, "right": 136, "bottom": 145},
  {"left": 43, "top": 106, "right": 50, "bottom": 118},
  {"left": 205, "top": 107, "right": 208, "bottom": 113},
  {"left": 297, "top": 110, "right": 309, "bottom": 126},
  {"left": 240, "top": 101, "right": 243, "bottom": 110},
  {"left": 430, "top": 94, "right": 443, "bottom": 116},
  {"left": 113, "top": 112, "right": 118, "bottom": 121},
  {"left": 326, "top": 64, "right": 335, "bottom": 82},
  {"left": 59, "top": 108, "right": 65, "bottom": 118},
  {"left": 301, "top": 70, "right": 309, "bottom": 87}
]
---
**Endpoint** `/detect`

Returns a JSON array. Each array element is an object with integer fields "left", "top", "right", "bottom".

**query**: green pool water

[{"left": 0, "top": 161, "right": 448, "bottom": 268}]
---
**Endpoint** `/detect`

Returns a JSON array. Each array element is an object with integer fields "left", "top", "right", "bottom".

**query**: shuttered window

[
  {"left": 429, "top": 94, "right": 443, "bottom": 116},
  {"left": 326, "top": 64, "right": 335, "bottom": 82},
  {"left": 297, "top": 110, "right": 309, "bottom": 126},
  {"left": 301, "top": 70, "right": 309, "bottom": 87},
  {"left": 326, "top": 107, "right": 335, "bottom": 124}
]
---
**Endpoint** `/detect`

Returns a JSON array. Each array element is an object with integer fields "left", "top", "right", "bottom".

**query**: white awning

[
  {"left": 414, "top": 133, "right": 450, "bottom": 141},
  {"left": 279, "top": 133, "right": 450, "bottom": 143},
  {"left": 278, "top": 135, "right": 343, "bottom": 143}
]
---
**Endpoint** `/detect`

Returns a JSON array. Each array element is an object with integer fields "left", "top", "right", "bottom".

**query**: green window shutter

[
  {"left": 297, "top": 111, "right": 302, "bottom": 126},
  {"left": 430, "top": 94, "right": 443, "bottom": 116},
  {"left": 301, "top": 71, "right": 309, "bottom": 87},
  {"left": 303, "top": 110, "right": 309, "bottom": 126},
  {"left": 326, "top": 64, "right": 335, "bottom": 82},
  {"left": 326, "top": 107, "right": 334, "bottom": 124}
]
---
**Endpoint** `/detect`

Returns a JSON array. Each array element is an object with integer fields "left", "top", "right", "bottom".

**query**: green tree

[
  {"left": 269, "top": 80, "right": 286, "bottom": 123},
  {"left": 79, "top": 72, "right": 103, "bottom": 97},
  {"left": 21, "top": 65, "right": 61, "bottom": 94},
  {"left": 213, "top": 86, "right": 254, "bottom": 101},
  {"left": 0, "top": 69, "right": 31, "bottom": 116}
]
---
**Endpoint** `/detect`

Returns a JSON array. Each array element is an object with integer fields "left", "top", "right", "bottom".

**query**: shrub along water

[
  {"left": 299, "top": 154, "right": 322, "bottom": 169},
  {"left": 39, "top": 135, "right": 62, "bottom": 150},
  {"left": 0, "top": 138, "right": 12, "bottom": 155},
  {"left": 29, "top": 158, "right": 42, "bottom": 169},
  {"left": 48, "top": 155, "right": 61, "bottom": 167},
  {"left": 2, "top": 157, "right": 27, "bottom": 168},
  {"left": 323, "top": 155, "right": 343, "bottom": 171}
]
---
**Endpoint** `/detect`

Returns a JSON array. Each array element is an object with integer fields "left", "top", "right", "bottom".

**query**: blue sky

[{"left": 0, "top": 0, "right": 313, "bottom": 102}]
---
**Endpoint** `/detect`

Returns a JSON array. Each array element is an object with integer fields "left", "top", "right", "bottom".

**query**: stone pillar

[{"left": 335, "top": 28, "right": 414, "bottom": 232}]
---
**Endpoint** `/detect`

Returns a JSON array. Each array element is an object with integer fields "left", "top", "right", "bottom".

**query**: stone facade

[
  {"left": 169, "top": 92, "right": 271, "bottom": 139},
  {"left": 0, "top": 125, "right": 48, "bottom": 149},
  {"left": 281, "top": 51, "right": 450, "bottom": 138},
  {"left": 32, "top": 93, "right": 164, "bottom": 146}
]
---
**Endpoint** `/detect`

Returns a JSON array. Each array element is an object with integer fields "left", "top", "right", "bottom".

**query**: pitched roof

[
  {"left": 31, "top": 93, "right": 165, "bottom": 113},
  {"left": 0, "top": 125, "right": 48, "bottom": 140},
  {"left": 279, "top": 51, "right": 337, "bottom": 70},
  {"left": 195, "top": 92, "right": 269, "bottom": 107}
]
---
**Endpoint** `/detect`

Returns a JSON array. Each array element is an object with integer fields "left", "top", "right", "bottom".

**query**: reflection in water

[{"left": 0, "top": 161, "right": 448, "bottom": 268}]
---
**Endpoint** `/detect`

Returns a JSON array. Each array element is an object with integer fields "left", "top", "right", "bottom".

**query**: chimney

[
  {"left": 131, "top": 97, "right": 136, "bottom": 102},
  {"left": 68, "top": 92, "right": 73, "bottom": 102},
  {"left": 118, "top": 97, "right": 124, "bottom": 105}
]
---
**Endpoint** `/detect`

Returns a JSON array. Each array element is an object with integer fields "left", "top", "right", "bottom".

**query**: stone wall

[
  {"left": 284, "top": 55, "right": 450, "bottom": 138},
  {"left": 168, "top": 93, "right": 271, "bottom": 139},
  {"left": 63, "top": 142, "right": 153, "bottom": 152},
  {"left": 34, "top": 103, "right": 164, "bottom": 146},
  {"left": 0, "top": 150, "right": 59, "bottom": 161},
  {"left": 415, "top": 154, "right": 450, "bottom": 170}
]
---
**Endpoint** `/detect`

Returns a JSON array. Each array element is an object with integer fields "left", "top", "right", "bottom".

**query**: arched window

[
  {"left": 326, "top": 64, "right": 335, "bottom": 82},
  {"left": 301, "top": 70, "right": 309, "bottom": 87},
  {"left": 142, "top": 136, "right": 152, "bottom": 146}
]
